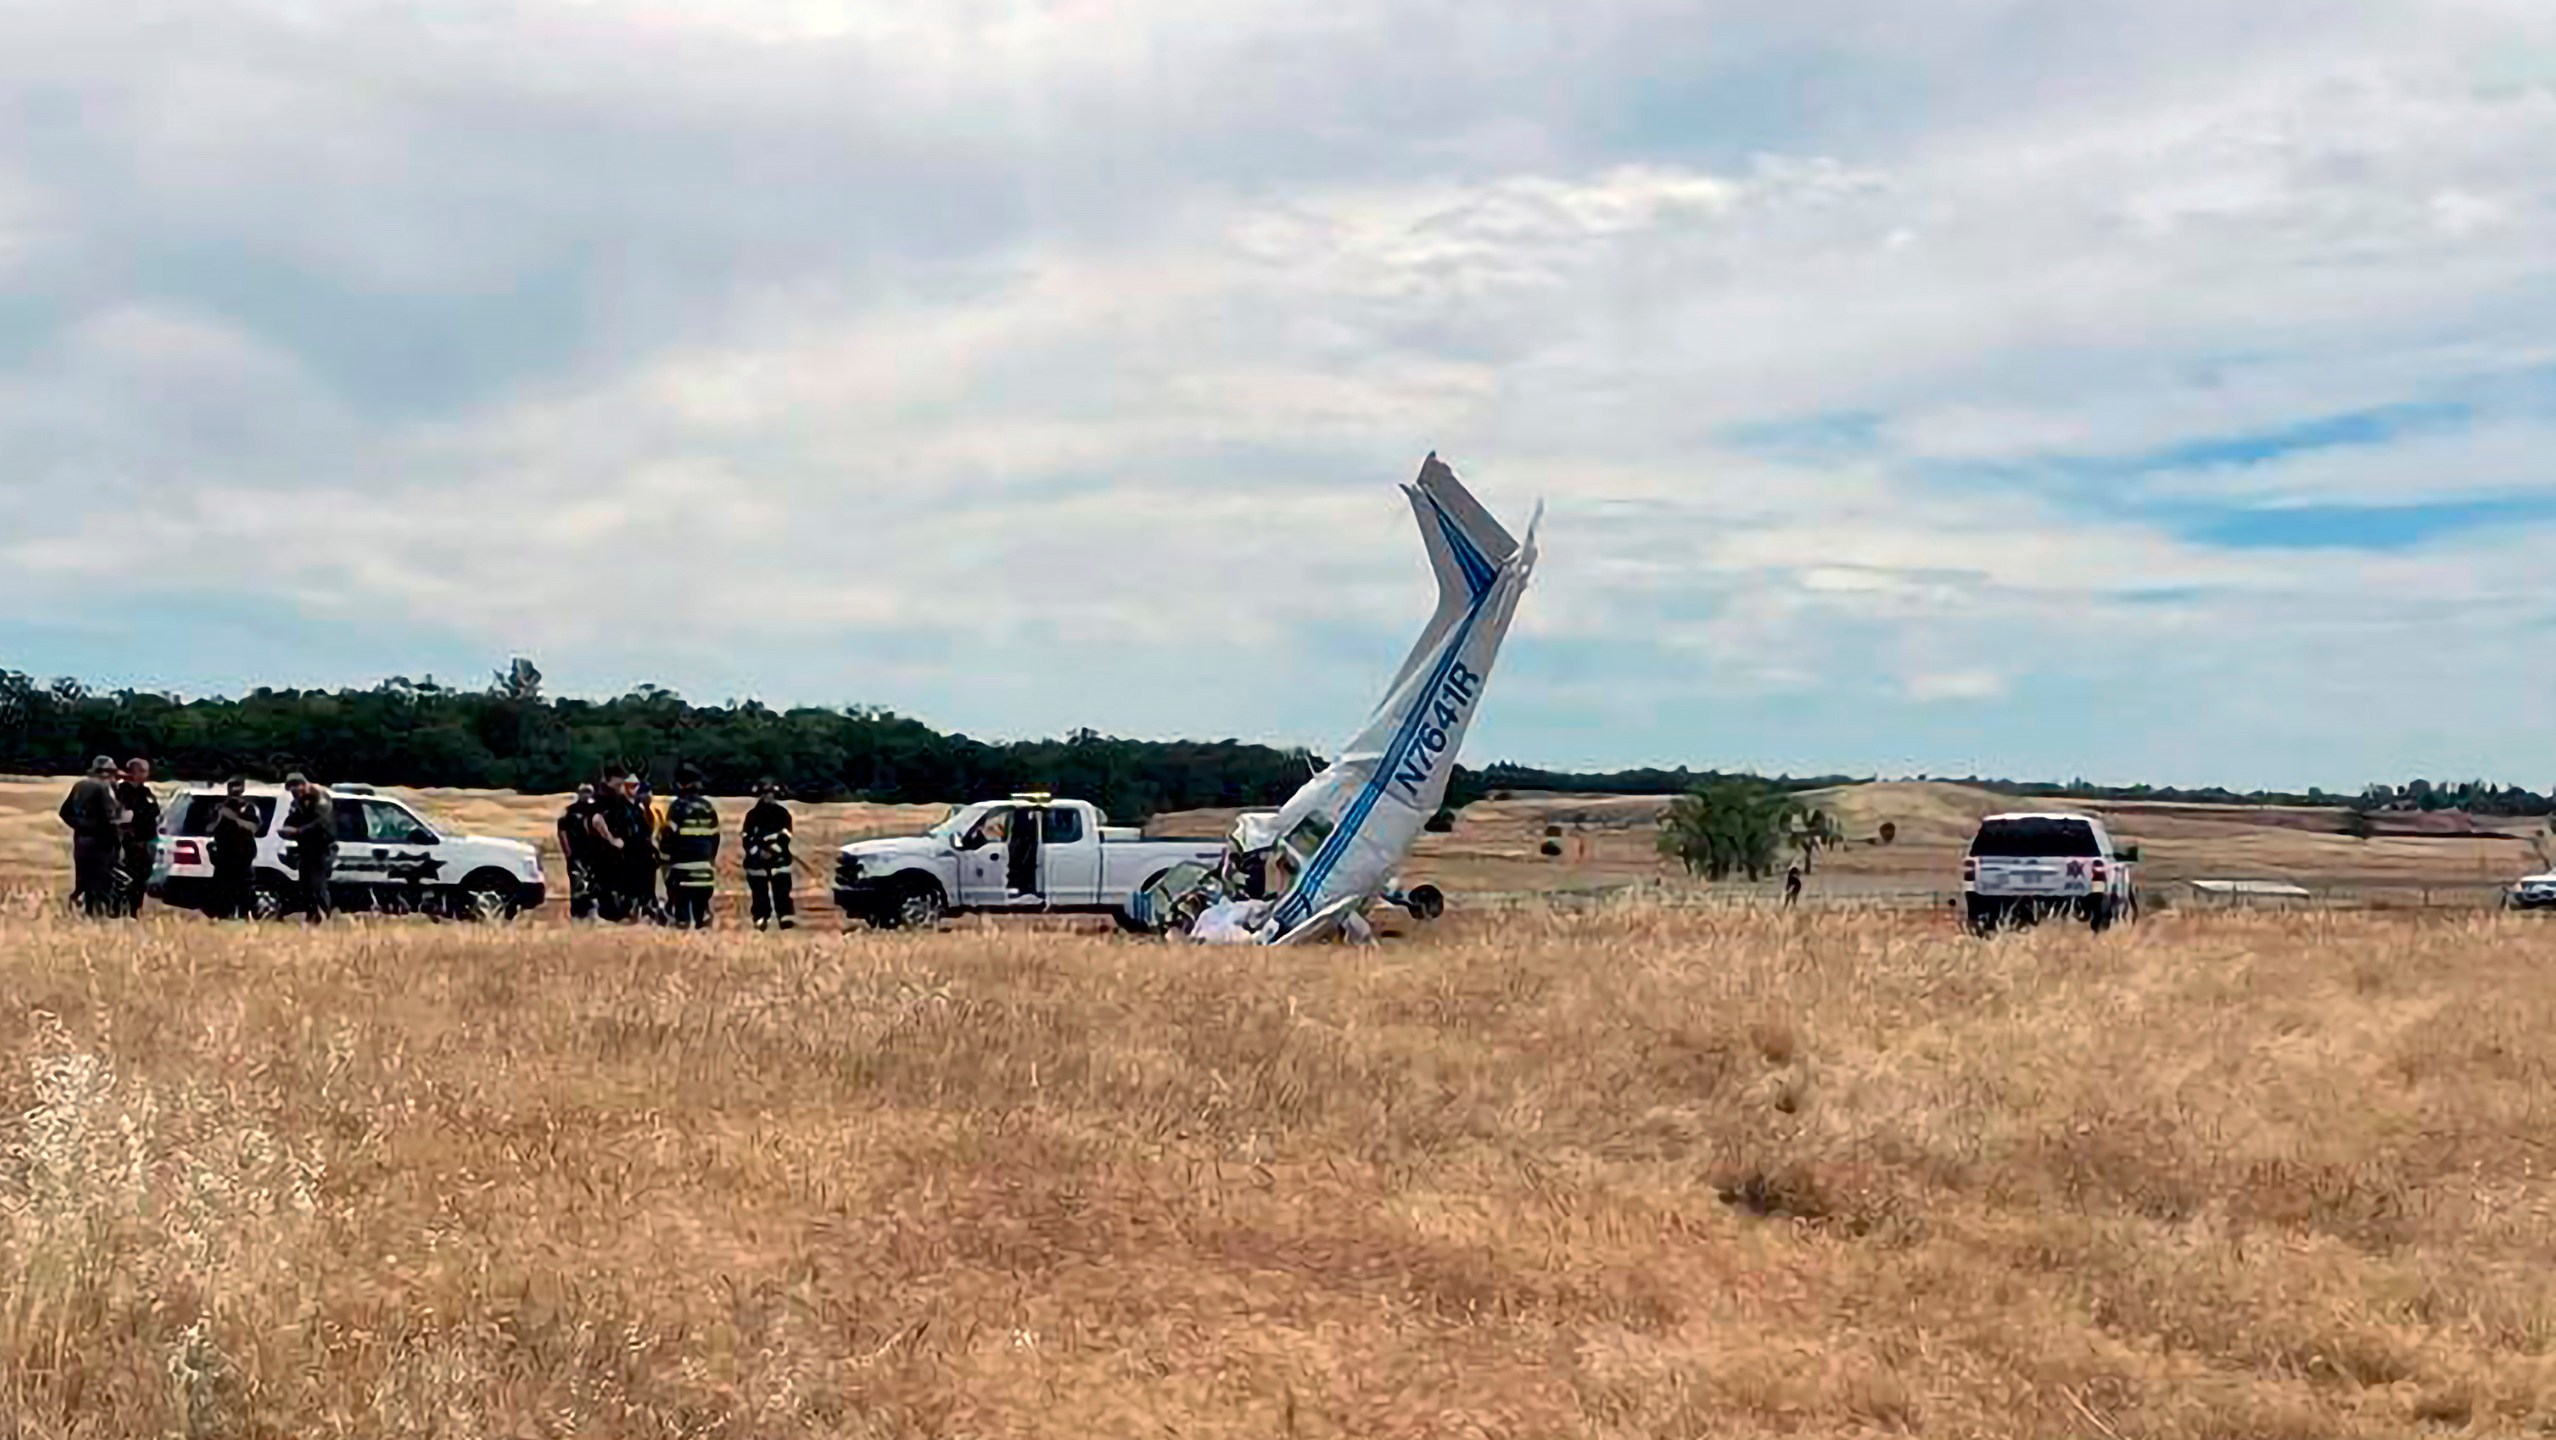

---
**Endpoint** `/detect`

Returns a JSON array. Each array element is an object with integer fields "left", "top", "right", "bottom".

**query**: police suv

[
  {"left": 150, "top": 783, "right": 547, "bottom": 921},
  {"left": 1961, "top": 811, "right": 2139, "bottom": 935}
]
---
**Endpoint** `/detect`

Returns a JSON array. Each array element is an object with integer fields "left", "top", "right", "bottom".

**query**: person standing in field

[
  {"left": 277, "top": 773, "right": 337, "bottom": 923},
  {"left": 741, "top": 778, "right": 797, "bottom": 931},
  {"left": 663, "top": 767, "right": 720, "bottom": 929},
  {"left": 206, "top": 776, "right": 262, "bottom": 920},
  {"left": 115, "top": 757, "right": 161, "bottom": 917},
  {"left": 622, "top": 772, "right": 662, "bottom": 923},
  {"left": 587, "top": 768, "right": 638, "bottom": 922},
  {"left": 56, "top": 756, "right": 123, "bottom": 917},
  {"left": 557, "top": 782, "right": 599, "bottom": 920},
  {"left": 1784, "top": 864, "right": 1803, "bottom": 909}
]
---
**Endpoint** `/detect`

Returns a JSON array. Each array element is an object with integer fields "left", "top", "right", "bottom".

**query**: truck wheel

[
  {"left": 251, "top": 877, "right": 290, "bottom": 922},
  {"left": 1404, "top": 884, "right": 1446, "bottom": 921},
  {"left": 457, "top": 872, "right": 519, "bottom": 924},
  {"left": 883, "top": 879, "right": 946, "bottom": 931},
  {"left": 2087, "top": 898, "right": 2115, "bottom": 934}
]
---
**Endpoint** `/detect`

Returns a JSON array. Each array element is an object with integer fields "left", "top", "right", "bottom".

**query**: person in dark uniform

[
  {"left": 115, "top": 757, "right": 162, "bottom": 917},
  {"left": 663, "top": 766, "right": 720, "bottom": 929},
  {"left": 1007, "top": 806, "right": 1041, "bottom": 899},
  {"left": 741, "top": 778, "right": 797, "bottom": 931},
  {"left": 557, "top": 783, "right": 598, "bottom": 921},
  {"left": 1783, "top": 864, "right": 1803, "bottom": 909},
  {"left": 206, "top": 776, "right": 262, "bottom": 920},
  {"left": 616, "top": 771, "right": 661, "bottom": 923},
  {"left": 276, "top": 773, "right": 336, "bottom": 923},
  {"left": 586, "top": 770, "right": 636, "bottom": 923},
  {"left": 56, "top": 756, "right": 123, "bottom": 917}
]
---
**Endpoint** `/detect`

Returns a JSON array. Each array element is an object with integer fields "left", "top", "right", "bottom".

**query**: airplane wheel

[{"left": 1404, "top": 884, "right": 1446, "bottom": 921}]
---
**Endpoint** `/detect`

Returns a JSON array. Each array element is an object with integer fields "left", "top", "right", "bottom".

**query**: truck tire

[
  {"left": 251, "top": 875, "right": 291, "bottom": 922},
  {"left": 877, "top": 878, "right": 946, "bottom": 931},
  {"left": 2086, "top": 897, "right": 2115, "bottom": 934},
  {"left": 456, "top": 870, "right": 520, "bottom": 924}
]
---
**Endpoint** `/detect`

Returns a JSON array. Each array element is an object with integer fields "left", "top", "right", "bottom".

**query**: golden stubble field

[{"left": 7, "top": 903, "right": 2556, "bottom": 1438}]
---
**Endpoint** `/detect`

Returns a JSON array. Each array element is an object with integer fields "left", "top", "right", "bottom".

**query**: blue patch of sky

[
  {"left": 0, "top": 594, "right": 496, "bottom": 699},
  {"left": 1729, "top": 397, "right": 2537, "bottom": 554},
  {"left": 2169, "top": 497, "right": 2556, "bottom": 551}
]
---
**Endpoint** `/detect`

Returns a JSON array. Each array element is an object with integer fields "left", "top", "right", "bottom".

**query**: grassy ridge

[{"left": 5, "top": 905, "right": 2555, "bottom": 1436}]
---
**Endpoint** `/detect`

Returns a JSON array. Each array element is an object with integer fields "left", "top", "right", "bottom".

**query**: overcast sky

[{"left": 5, "top": 1, "right": 2554, "bottom": 789}]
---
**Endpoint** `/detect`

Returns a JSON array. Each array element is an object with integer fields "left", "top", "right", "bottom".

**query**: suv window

[
  {"left": 335, "top": 798, "right": 433, "bottom": 844},
  {"left": 1041, "top": 806, "right": 1084, "bottom": 846},
  {"left": 1969, "top": 818, "right": 2102, "bottom": 858},
  {"left": 175, "top": 794, "right": 278, "bottom": 836}
]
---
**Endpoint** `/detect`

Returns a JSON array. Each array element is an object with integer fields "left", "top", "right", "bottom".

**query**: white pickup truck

[
  {"left": 1962, "top": 811, "right": 2139, "bottom": 935},
  {"left": 833, "top": 793, "right": 1226, "bottom": 930}
]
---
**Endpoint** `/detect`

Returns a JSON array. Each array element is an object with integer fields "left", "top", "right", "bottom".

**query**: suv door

[{"left": 335, "top": 798, "right": 445, "bottom": 897}]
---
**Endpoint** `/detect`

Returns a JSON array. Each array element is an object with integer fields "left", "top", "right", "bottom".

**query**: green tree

[
  {"left": 1788, "top": 806, "right": 1844, "bottom": 873},
  {"left": 1657, "top": 779, "right": 1799, "bottom": 882}
]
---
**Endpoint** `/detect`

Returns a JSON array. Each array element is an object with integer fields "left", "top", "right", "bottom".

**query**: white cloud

[
  {"left": 3, "top": 0, "right": 2555, "bottom": 781},
  {"left": 1903, "top": 670, "right": 2007, "bottom": 704}
]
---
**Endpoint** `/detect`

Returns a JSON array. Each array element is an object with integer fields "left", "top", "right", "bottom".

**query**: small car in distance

[{"left": 2506, "top": 872, "right": 2556, "bottom": 912}]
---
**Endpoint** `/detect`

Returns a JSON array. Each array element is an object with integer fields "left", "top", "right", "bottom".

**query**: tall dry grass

[{"left": 4, "top": 901, "right": 2555, "bottom": 1437}]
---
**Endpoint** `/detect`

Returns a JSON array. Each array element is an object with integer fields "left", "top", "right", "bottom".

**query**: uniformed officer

[
  {"left": 663, "top": 766, "right": 720, "bottom": 929},
  {"left": 587, "top": 768, "right": 638, "bottom": 923},
  {"left": 276, "top": 773, "right": 337, "bottom": 923},
  {"left": 206, "top": 776, "right": 262, "bottom": 920},
  {"left": 115, "top": 757, "right": 161, "bottom": 917},
  {"left": 557, "top": 783, "right": 599, "bottom": 920},
  {"left": 741, "top": 778, "right": 797, "bottom": 931},
  {"left": 618, "top": 772, "right": 660, "bottom": 922},
  {"left": 56, "top": 756, "right": 122, "bottom": 917}
]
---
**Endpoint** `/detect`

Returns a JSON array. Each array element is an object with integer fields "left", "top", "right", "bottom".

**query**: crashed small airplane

[{"left": 1139, "top": 453, "right": 1540, "bottom": 944}]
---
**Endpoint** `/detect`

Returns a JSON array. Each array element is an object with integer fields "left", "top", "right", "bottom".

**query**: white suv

[
  {"left": 151, "top": 783, "right": 547, "bottom": 921},
  {"left": 1962, "top": 811, "right": 2139, "bottom": 935}
]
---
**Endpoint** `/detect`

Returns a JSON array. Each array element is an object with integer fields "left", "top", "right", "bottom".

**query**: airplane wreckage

[{"left": 1132, "top": 453, "right": 1541, "bottom": 945}]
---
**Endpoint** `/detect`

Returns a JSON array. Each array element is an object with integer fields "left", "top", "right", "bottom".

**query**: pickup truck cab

[
  {"left": 1962, "top": 811, "right": 2138, "bottom": 935},
  {"left": 834, "top": 793, "right": 1225, "bottom": 930},
  {"left": 151, "top": 783, "right": 547, "bottom": 921}
]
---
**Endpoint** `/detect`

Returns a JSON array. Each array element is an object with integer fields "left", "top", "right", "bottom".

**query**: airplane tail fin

[
  {"left": 1410, "top": 453, "right": 1519, "bottom": 610},
  {"left": 1385, "top": 454, "right": 1527, "bottom": 693}
]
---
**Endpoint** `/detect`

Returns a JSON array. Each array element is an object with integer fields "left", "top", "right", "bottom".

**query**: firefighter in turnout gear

[
  {"left": 663, "top": 766, "right": 720, "bottom": 929},
  {"left": 741, "top": 778, "right": 796, "bottom": 931}
]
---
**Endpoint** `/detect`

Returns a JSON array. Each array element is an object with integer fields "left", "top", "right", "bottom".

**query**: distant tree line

[
  {"left": 7, "top": 662, "right": 2549, "bottom": 825},
  {"left": 0, "top": 663, "right": 1318, "bottom": 824},
  {"left": 1959, "top": 774, "right": 2556, "bottom": 817}
]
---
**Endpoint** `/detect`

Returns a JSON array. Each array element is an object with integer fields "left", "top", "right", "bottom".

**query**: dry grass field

[{"left": 7, "top": 902, "right": 2556, "bottom": 1437}]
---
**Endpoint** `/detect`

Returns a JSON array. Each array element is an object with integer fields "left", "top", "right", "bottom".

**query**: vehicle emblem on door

[{"left": 2065, "top": 861, "right": 2085, "bottom": 879}]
